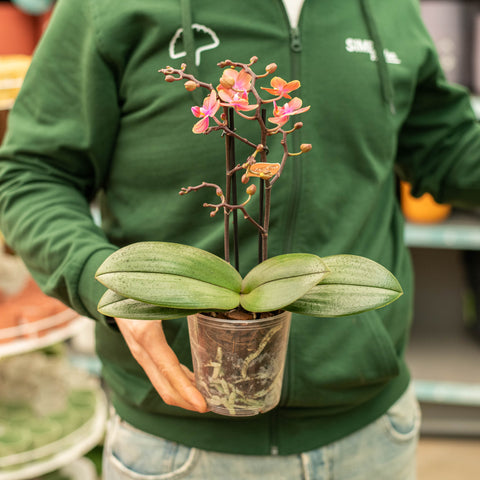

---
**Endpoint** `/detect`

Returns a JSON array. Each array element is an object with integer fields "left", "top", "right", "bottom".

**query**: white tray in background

[
  {"left": 51, "top": 456, "right": 98, "bottom": 480},
  {"left": 0, "top": 312, "right": 91, "bottom": 358},
  {"left": 0, "top": 387, "right": 107, "bottom": 480}
]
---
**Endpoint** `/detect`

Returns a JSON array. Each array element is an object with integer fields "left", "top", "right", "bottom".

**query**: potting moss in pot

[{"left": 95, "top": 57, "right": 403, "bottom": 416}]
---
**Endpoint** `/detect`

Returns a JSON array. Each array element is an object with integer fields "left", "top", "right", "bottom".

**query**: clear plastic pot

[{"left": 187, "top": 310, "right": 291, "bottom": 416}]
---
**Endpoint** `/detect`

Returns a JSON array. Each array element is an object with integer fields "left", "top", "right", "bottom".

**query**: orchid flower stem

[
  {"left": 227, "top": 108, "right": 240, "bottom": 271},
  {"left": 258, "top": 178, "right": 264, "bottom": 263},
  {"left": 224, "top": 110, "right": 231, "bottom": 264},
  {"left": 263, "top": 182, "right": 271, "bottom": 261},
  {"left": 258, "top": 108, "right": 267, "bottom": 263}
]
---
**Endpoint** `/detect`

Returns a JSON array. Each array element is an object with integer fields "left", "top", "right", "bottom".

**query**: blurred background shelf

[
  {"left": 404, "top": 210, "right": 480, "bottom": 436},
  {"left": 405, "top": 211, "right": 480, "bottom": 250},
  {"left": 0, "top": 352, "right": 107, "bottom": 480},
  {"left": 0, "top": 314, "right": 91, "bottom": 359},
  {"left": 0, "top": 392, "right": 106, "bottom": 480}
]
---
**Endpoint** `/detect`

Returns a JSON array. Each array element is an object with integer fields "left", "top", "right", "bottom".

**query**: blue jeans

[{"left": 102, "top": 384, "right": 420, "bottom": 480}]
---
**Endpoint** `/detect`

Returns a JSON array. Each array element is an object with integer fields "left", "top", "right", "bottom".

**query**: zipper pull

[{"left": 290, "top": 27, "right": 302, "bottom": 53}]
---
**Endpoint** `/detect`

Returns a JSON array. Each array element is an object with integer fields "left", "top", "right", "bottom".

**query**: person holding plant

[{"left": 1, "top": 0, "right": 479, "bottom": 479}]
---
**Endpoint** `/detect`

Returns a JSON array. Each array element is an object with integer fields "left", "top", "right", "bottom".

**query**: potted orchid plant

[{"left": 95, "top": 57, "right": 403, "bottom": 416}]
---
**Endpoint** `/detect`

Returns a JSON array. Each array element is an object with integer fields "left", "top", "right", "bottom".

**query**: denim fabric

[{"left": 102, "top": 384, "right": 421, "bottom": 480}]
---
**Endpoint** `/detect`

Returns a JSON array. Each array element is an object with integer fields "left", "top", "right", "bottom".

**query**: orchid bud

[
  {"left": 249, "top": 56, "right": 258, "bottom": 64},
  {"left": 241, "top": 173, "right": 249, "bottom": 184},
  {"left": 165, "top": 75, "right": 176, "bottom": 83},
  {"left": 300, "top": 143, "right": 312, "bottom": 153},
  {"left": 246, "top": 184, "right": 257, "bottom": 196},
  {"left": 219, "top": 75, "right": 235, "bottom": 89},
  {"left": 294, "top": 122, "right": 303, "bottom": 129},
  {"left": 184, "top": 81, "right": 198, "bottom": 91},
  {"left": 210, "top": 211, "right": 216, "bottom": 217},
  {"left": 265, "top": 63, "right": 277, "bottom": 74},
  {"left": 181, "top": 63, "right": 187, "bottom": 70},
  {"left": 216, "top": 188, "right": 223, "bottom": 197}
]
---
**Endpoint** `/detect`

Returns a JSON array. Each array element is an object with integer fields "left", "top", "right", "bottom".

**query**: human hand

[{"left": 115, "top": 317, "right": 208, "bottom": 413}]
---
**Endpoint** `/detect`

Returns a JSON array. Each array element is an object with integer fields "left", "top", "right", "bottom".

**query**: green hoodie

[{"left": 1, "top": 0, "right": 480, "bottom": 455}]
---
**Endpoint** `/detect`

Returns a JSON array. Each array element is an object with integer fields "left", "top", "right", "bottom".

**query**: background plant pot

[
  {"left": 400, "top": 181, "right": 451, "bottom": 224},
  {"left": 187, "top": 310, "right": 291, "bottom": 416}
]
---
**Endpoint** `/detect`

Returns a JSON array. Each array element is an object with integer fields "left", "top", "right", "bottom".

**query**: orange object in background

[
  {"left": 400, "top": 181, "right": 451, "bottom": 224},
  {"left": 0, "top": 3, "right": 52, "bottom": 55}
]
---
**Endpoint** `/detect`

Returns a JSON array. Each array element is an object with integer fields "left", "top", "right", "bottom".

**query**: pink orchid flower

[
  {"left": 220, "top": 68, "right": 252, "bottom": 92},
  {"left": 217, "top": 69, "right": 257, "bottom": 111},
  {"left": 268, "top": 97, "right": 310, "bottom": 127},
  {"left": 261, "top": 76, "right": 301, "bottom": 99},
  {"left": 191, "top": 91, "right": 220, "bottom": 134},
  {"left": 217, "top": 88, "right": 257, "bottom": 112}
]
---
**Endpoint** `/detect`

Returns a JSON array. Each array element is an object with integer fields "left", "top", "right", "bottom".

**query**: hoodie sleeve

[
  {"left": 395, "top": 38, "right": 480, "bottom": 208},
  {"left": 0, "top": 0, "right": 118, "bottom": 322}
]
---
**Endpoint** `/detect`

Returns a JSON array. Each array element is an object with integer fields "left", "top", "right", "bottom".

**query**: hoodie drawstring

[
  {"left": 180, "top": 0, "right": 203, "bottom": 104},
  {"left": 359, "top": 0, "right": 396, "bottom": 115}
]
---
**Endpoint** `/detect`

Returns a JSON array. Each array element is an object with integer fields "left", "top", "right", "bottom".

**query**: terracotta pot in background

[{"left": 0, "top": 3, "right": 53, "bottom": 55}]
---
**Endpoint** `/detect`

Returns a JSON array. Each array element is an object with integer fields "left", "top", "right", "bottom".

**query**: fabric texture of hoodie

[{"left": 1, "top": 0, "right": 480, "bottom": 455}]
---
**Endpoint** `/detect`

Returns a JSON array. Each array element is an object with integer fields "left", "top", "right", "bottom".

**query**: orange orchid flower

[
  {"left": 261, "top": 76, "right": 301, "bottom": 99},
  {"left": 217, "top": 88, "right": 257, "bottom": 112},
  {"left": 245, "top": 162, "right": 281, "bottom": 180},
  {"left": 268, "top": 97, "right": 310, "bottom": 127}
]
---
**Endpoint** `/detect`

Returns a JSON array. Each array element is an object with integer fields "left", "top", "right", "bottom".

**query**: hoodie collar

[
  {"left": 179, "top": 0, "right": 395, "bottom": 114},
  {"left": 282, "top": 0, "right": 305, "bottom": 29}
]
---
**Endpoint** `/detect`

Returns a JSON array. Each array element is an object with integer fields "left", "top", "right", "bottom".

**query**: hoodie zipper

[
  {"left": 268, "top": 5, "right": 304, "bottom": 457},
  {"left": 282, "top": 26, "right": 303, "bottom": 255}
]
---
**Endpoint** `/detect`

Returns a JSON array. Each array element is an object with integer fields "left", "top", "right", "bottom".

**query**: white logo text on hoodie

[{"left": 345, "top": 38, "right": 401, "bottom": 64}]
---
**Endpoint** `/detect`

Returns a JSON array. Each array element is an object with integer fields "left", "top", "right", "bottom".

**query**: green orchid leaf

[
  {"left": 96, "top": 241, "right": 242, "bottom": 292},
  {"left": 95, "top": 242, "right": 242, "bottom": 311},
  {"left": 240, "top": 253, "right": 330, "bottom": 312},
  {"left": 286, "top": 254, "right": 403, "bottom": 317},
  {"left": 96, "top": 271, "right": 240, "bottom": 311},
  {"left": 320, "top": 254, "right": 403, "bottom": 291},
  {"left": 98, "top": 289, "right": 200, "bottom": 320}
]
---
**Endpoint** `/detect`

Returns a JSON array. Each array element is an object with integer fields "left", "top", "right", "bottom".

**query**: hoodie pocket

[{"left": 285, "top": 311, "right": 400, "bottom": 411}]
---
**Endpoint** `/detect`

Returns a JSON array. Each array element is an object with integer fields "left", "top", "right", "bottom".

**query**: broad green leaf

[
  {"left": 320, "top": 254, "right": 402, "bottom": 291},
  {"left": 96, "top": 242, "right": 242, "bottom": 293},
  {"left": 286, "top": 254, "right": 403, "bottom": 317},
  {"left": 241, "top": 253, "right": 329, "bottom": 293},
  {"left": 240, "top": 253, "right": 330, "bottom": 312},
  {"left": 98, "top": 290, "right": 200, "bottom": 320},
  {"left": 286, "top": 283, "right": 402, "bottom": 317},
  {"left": 96, "top": 272, "right": 240, "bottom": 311}
]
